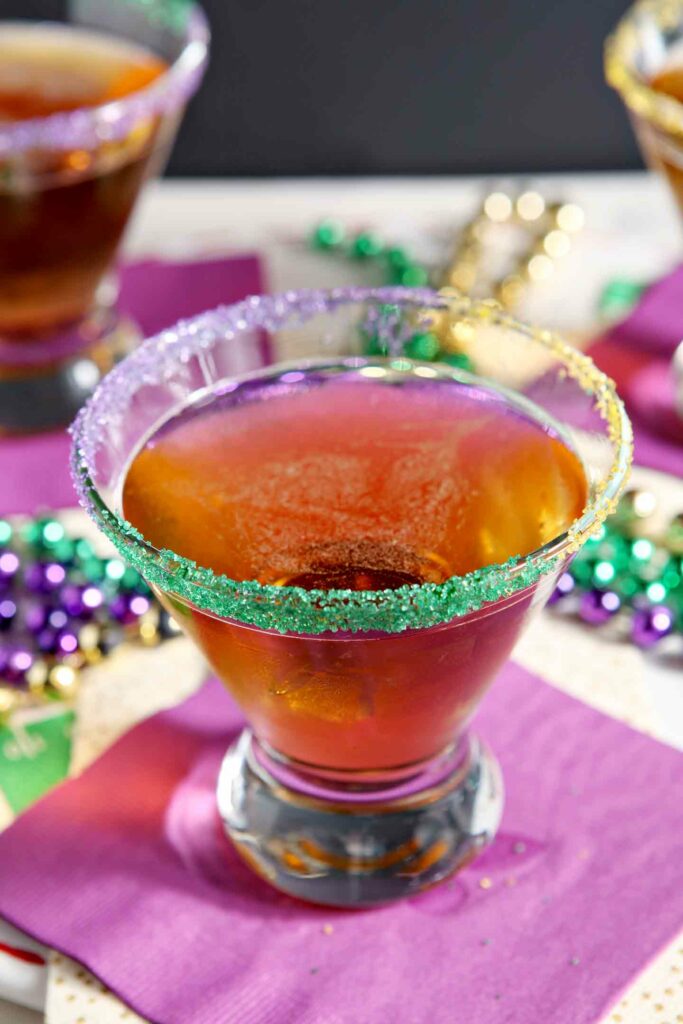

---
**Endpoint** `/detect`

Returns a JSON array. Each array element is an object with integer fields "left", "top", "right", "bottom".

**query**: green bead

[
  {"left": 441, "top": 352, "right": 474, "bottom": 372},
  {"left": 397, "top": 265, "right": 430, "bottom": 287},
  {"left": 81, "top": 557, "right": 106, "bottom": 582},
  {"left": 661, "top": 561, "right": 681, "bottom": 591},
  {"left": 74, "top": 538, "right": 95, "bottom": 563},
  {"left": 21, "top": 520, "right": 43, "bottom": 548},
  {"left": 598, "top": 279, "right": 646, "bottom": 319},
  {"left": 630, "top": 538, "right": 654, "bottom": 562},
  {"left": 312, "top": 220, "right": 345, "bottom": 250},
  {"left": 0, "top": 520, "right": 12, "bottom": 546},
  {"left": 404, "top": 332, "right": 441, "bottom": 360},
  {"left": 105, "top": 558, "right": 126, "bottom": 582},
  {"left": 351, "top": 232, "right": 384, "bottom": 260},
  {"left": 593, "top": 560, "right": 616, "bottom": 586},
  {"left": 51, "top": 539, "right": 75, "bottom": 564},
  {"left": 614, "top": 575, "right": 642, "bottom": 600},
  {"left": 363, "top": 333, "right": 388, "bottom": 356},
  {"left": 121, "top": 567, "right": 143, "bottom": 591},
  {"left": 570, "top": 559, "right": 594, "bottom": 585},
  {"left": 385, "top": 247, "right": 411, "bottom": 270},
  {"left": 645, "top": 580, "right": 667, "bottom": 604},
  {"left": 40, "top": 520, "right": 65, "bottom": 546}
]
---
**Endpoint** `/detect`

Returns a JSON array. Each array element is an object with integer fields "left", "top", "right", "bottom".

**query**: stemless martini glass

[
  {"left": 0, "top": 0, "right": 209, "bottom": 432},
  {"left": 606, "top": 0, "right": 683, "bottom": 220},
  {"left": 71, "top": 287, "right": 632, "bottom": 907}
]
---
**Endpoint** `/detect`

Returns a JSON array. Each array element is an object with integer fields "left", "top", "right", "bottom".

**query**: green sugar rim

[{"left": 71, "top": 288, "right": 633, "bottom": 635}]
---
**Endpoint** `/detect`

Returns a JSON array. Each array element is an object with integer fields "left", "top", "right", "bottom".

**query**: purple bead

[
  {"left": 82, "top": 586, "right": 104, "bottom": 612},
  {"left": 108, "top": 592, "right": 150, "bottom": 625},
  {"left": 579, "top": 589, "right": 621, "bottom": 625},
  {"left": 5, "top": 647, "right": 33, "bottom": 684},
  {"left": 56, "top": 628, "right": 79, "bottom": 655},
  {"left": 48, "top": 609, "right": 68, "bottom": 631},
  {"left": 60, "top": 584, "right": 87, "bottom": 619},
  {"left": 0, "top": 551, "right": 19, "bottom": 582},
  {"left": 632, "top": 605, "right": 675, "bottom": 648},
  {"left": 23, "top": 599, "right": 49, "bottom": 634},
  {"left": 548, "top": 571, "right": 575, "bottom": 605},
  {"left": 24, "top": 561, "right": 66, "bottom": 594},
  {"left": 0, "top": 597, "right": 17, "bottom": 630},
  {"left": 36, "top": 627, "right": 58, "bottom": 654}
]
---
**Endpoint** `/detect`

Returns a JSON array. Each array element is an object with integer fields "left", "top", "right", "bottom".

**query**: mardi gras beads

[
  {"left": 0, "top": 515, "right": 178, "bottom": 720},
  {"left": 550, "top": 489, "right": 683, "bottom": 649}
]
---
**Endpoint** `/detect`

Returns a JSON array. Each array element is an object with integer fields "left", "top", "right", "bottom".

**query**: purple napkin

[
  {"left": 590, "top": 264, "right": 683, "bottom": 476},
  {"left": 0, "top": 666, "right": 680, "bottom": 1024},
  {"left": 0, "top": 254, "right": 264, "bottom": 517}
]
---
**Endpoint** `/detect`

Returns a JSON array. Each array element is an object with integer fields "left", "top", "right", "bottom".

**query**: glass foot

[
  {"left": 0, "top": 308, "right": 140, "bottom": 433},
  {"left": 217, "top": 730, "right": 503, "bottom": 908}
]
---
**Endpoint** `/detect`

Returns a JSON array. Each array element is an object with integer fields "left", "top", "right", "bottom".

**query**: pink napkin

[
  {"left": 0, "top": 254, "right": 265, "bottom": 517},
  {"left": 0, "top": 666, "right": 680, "bottom": 1024},
  {"left": 590, "top": 264, "right": 683, "bottom": 476}
]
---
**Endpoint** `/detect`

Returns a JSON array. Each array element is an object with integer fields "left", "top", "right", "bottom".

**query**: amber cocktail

[{"left": 71, "top": 288, "right": 632, "bottom": 906}]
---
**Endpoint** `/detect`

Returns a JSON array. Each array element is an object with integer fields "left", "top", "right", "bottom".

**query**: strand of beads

[
  {"left": 311, "top": 224, "right": 472, "bottom": 368},
  {"left": 0, "top": 516, "right": 179, "bottom": 720},
  {"left": 311, "top": 220, "right": 432, "bottom": 288},
  {"left": 450, "top": 192, "right": 585, "bottom": 309},
  {"left": 549, "top": 489, "right": 683, "bottom": 649},
  {"left": 311, "top": 191, "right": 585, "bottom": 312}
]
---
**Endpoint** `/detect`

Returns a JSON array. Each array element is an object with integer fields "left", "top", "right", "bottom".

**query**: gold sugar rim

[{"left": 606, "top": 0, "right": 683, "bottom": 138}]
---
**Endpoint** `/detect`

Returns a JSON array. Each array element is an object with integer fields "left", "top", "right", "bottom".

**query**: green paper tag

[{"left": 0, "top": 710, "right": 74, "bottom": 815}]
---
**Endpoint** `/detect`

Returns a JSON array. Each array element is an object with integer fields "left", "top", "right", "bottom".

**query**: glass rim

[
  {"left": 70, "top": 286, "right": 633, "bottom": 635},
  {"left": 605, "top": 0, "right": 683, "bottom": 137},
  {"left": 0, "top": 1, "right": 209, "bottom": 157}
]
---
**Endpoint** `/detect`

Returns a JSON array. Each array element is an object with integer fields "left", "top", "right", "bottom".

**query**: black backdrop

[{"left": 1, "top": 0, "right": 641, "bottom": 176}]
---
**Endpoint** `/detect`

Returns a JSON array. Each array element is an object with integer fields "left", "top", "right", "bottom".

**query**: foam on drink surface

[
  {"left": 0, "top": 23, "right": 166, "bottom": 121},
  {"left": 122, "top": 372, "right": 588, "bottom": 591}
]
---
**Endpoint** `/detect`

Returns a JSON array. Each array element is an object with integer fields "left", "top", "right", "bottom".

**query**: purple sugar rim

[
  {"left": 0, "top": 4, "right": 209, "bottom": 157},
  {"left": 70, "top": 286, "right": 632, "bottom": 635}
]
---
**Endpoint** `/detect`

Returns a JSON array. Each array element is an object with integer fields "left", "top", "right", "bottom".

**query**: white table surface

[{"left": 2, "top": 169, "right": 682, "bottom": 1024}]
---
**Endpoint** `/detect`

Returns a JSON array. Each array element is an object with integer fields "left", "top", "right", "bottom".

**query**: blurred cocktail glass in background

[
  {"left": 607, "top": 0, "right": 683, "bottom": 220},
  {"left": 0, "top": 0, "right": 208, "bottom": 431}
]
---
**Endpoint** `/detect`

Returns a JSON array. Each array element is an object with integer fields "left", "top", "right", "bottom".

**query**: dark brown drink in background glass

[{"left": 0, "top": 25, "right": 168, "bottom": 338}]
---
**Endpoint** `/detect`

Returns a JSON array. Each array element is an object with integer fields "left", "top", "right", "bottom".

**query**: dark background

[{"left": 1, "top": 0, "right": 641, "bottom": 176}]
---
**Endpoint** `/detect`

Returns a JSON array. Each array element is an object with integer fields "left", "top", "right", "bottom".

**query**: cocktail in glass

[
  {"left": 0, "top": 0, "right": 209, "bottom": 431},
  {"left": 71, "top": 287, "right": 632, "bottom": 907},
  {"left": 606, "top": 0, "right": 683, "bottom": 220}
]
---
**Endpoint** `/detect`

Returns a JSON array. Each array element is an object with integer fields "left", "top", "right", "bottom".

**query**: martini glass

[
  {"left": 606, "top": 0, "right": 683, "bottom": 219},
  {"left": 0, "top": 0, "right": 209, "bottom": 432},
  {"left": 71, "top": 287, "right": 632, "bottom": 907}
]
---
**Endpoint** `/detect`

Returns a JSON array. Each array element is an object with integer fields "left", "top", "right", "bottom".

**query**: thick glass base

[
  {"left": 217, "top": 730, "right": 503, "bottom": 908},
  {"left": 0, "top": 307, "right": 140, "bottom": 433}
]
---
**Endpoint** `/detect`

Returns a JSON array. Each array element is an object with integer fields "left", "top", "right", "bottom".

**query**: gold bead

[
  {"left": 516, "top": 191, "right": 545, "bottom": 222},
  {"left": 496, "top": 274, "right": 525, "bottom": 308},
  {"left": 26, "top": 659, "right": 49, "bottom": 694},
  {"left": 47, "top": 664, "right": 79, "bottom": 698},
  {"left": 613, "top": 488, "right": 658, "bottom": 535},
  {"left": 448, "top": 264, "right": 477, "bottom": 293},
  {"left": 527, "top": 253, "right": 554, "bottom": 281},
  {"left": 483, "top": 191, "right": 513, "bottom": 223},
  {"left": 556, "top": 202, "right": 585, "bottom": 233},
  {"left": 449, "top": 319, "right": 476, "bottom": 348},
  {"left": 543, "top": 229, "right": 571, "bottom": 259},
  {"left": 0, "top": 687, "right": 17, "bottom": 718}
]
